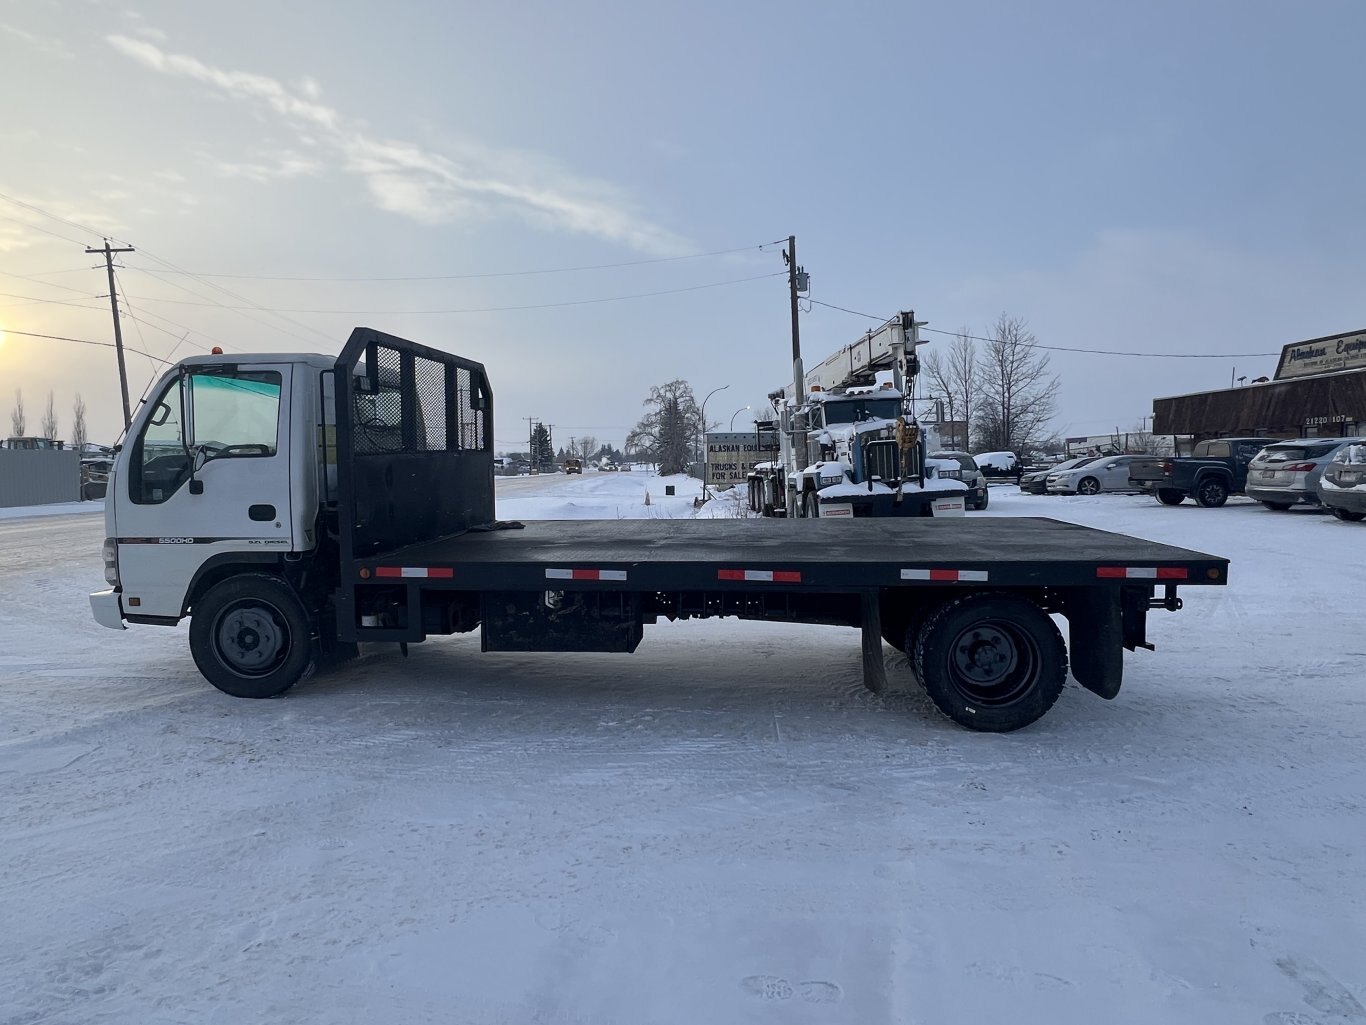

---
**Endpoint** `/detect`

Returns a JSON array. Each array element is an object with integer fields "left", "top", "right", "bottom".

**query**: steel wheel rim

[
  {"left": 213, "top": 599, "right": 290, "bottom": 678},
  {"left": 944, "top": 619, "right": 1039, "bottom": 706}
]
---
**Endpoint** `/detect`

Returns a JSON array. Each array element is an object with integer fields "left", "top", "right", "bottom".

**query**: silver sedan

[{"left": 1046, "top": 454, "right": 1149, "bottom": 495}]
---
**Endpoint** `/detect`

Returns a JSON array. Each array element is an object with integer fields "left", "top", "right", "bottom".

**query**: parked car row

[{"left": 1014, "top": 437, "right": 1366, "bottom": 522}]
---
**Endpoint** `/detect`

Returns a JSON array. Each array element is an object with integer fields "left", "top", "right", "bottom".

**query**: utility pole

[
  {"left": 783, "top": 235, "right": 808, "bottom": 516},
  {"left": 87, "top": 239, "right": 135, "bottom": 431},
  {"left": 524, "top": 417, "right": 536, "bottom": 465}
]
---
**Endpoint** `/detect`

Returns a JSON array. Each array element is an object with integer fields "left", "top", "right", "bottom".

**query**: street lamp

[
  {"left": 729, "top": 405, "right": 751, "bottom": 430},
  {"left": 698, "top": 384, "right": 729, "bottom": 494}
]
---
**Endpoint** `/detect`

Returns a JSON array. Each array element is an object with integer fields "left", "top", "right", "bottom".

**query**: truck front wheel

[
  {"left": 190, "top": 574, "right": 313, "bottom": 698},
  {"left": 912, "top": 593, "right": 1067, "bottom": 732}
]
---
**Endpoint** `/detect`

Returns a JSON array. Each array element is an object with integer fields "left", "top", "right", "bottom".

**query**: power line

[
  {"left": 806, "top": 298, "right": 1281, "bottom": 359},
  {"left": 2, "top": 328, "right": 175, "bottom": 365},
  {"left": 129, "top": 259, "right": 335, "bottom": 346},
  {"left": 0, "top": 213, "right": 92, "bottom": 248},
  {"left": 0, "top": 291, "right": 109, "bottom": 312},
  {"left": 0, "top": 190, "right": 334, "bottom": 347},
  {"left": 0, "top": 266, "right": 105, "bottom": 296},
  {"left": 119, "top": 271, "right": 788, "bottom": 315},
  {"left": 123, "top": 239, "right": 793, "bottom": 283}
]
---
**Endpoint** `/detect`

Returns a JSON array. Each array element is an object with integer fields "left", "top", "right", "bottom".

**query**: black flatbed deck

[{"left": 354, "top": 517, "right": 1228, "bottom": 592}]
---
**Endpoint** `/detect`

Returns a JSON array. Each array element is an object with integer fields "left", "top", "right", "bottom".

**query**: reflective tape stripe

[
  {"left": 374, "top": 567, "right": 454, "bottom": 579},
  {"left": 1097, "top": 566, "right": 1188, "bottom": 579},
  {"left": 718, "top": 569, "right": 803, "bottom": 583},
  {"left": 900, "top": 568, "right": 990, "bottom": 582},
  {"left": 545, "top": 568, "right": 628, "bottom": 581}
]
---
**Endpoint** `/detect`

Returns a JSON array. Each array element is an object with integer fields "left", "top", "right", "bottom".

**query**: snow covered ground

[{"left": 2, "top": 473, "right": 1363, "bottom": 1024}]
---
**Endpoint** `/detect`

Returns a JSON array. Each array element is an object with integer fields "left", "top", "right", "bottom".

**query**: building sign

[
  {"left": 1274, "top": 329, "right": 1366, "bottom": 380},
  {"left": 705, "top": 431, "right": 776, "bottom": 487}
]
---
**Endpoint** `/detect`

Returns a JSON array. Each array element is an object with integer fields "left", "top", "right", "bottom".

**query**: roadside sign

[{"left": 705, "top": 431, "right": 774, "bottom": 487}]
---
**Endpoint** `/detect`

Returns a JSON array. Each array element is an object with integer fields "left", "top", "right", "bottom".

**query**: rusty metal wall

[{"left": 0, "top": 449, "right": 81, "bottom": 508}]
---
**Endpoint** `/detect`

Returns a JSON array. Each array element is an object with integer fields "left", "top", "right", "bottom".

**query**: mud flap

[
  {"left": 860, "top": 591, "right": 889, "bottom": 695},
  {"left": 1065, "top": 590, "right": 1124, "bottom": 700}
]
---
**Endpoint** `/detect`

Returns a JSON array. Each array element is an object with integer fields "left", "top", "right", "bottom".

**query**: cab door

[{"left": 113, "top": 363, "right": 295, "bottom": 619}]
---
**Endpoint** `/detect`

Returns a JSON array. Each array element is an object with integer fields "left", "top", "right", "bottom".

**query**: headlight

[
  {"left": 820, "top": 474, "right": 843, "bottom": 486},
  {"left": 102, "top": 538, "right": 120, "bottom": 587}
]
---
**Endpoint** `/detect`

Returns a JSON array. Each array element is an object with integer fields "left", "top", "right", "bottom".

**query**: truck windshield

[{"left": 820, "top": 397, "right": 901, "bottom": 425}]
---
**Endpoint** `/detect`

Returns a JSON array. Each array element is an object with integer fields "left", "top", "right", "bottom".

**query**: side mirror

[{"left": 149, "top": 403, "right": 171, "bottom": 427}]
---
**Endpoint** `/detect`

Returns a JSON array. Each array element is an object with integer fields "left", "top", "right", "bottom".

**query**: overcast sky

[{"left": 2, "top": 0, "right": 1363, "bottom": 451}]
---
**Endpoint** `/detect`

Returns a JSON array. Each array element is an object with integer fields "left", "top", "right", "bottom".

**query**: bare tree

[
  {"left": 575, "top": 435, "right": 597, "bottom": 462},
  {"left": 41, "top": 390, "right": 59, "bottom": 441},
  {"left": 71, "top": 394, "right": 89, "bottom": 451},
  {"left": 10, "top": 388, "right": 24, "bottom": 436},
  {"left": 973, "top": 314, "right": 1060, "bottom": 454},
  {"left": 921, "top": 327, "right": 978, "bottom": 451},
  {"left": 626, "top": 379, "right": 701, "bottom": 475}
]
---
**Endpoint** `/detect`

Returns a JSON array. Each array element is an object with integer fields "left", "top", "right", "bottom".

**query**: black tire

[
  {"left": 1156, "top": 488, "right": 1185, "bottom": 506},
  {"left": 1194, "top": 478, "right": 1230, "bottom": 508},
  {"left": 973, "top": 488, "right": 990, "bottom": 511},
  {"left": 912, "top": 593, "right": 1067, "bottom": 732},
  {"left": 189, "top": 574, "right": 313, "bottom": 698},
  {"left": 1261, "top": 501, "right": 1293, "bottom": 512},
  {"left": 1331, "top": 506, "right": 1366, "bottom": 522},
  {"left": 1076, "top": 476, "right": 1101, "bottom": 496},
  {"left": 878, "top": 598, "right": 932, "bottom": 655},
  {"left": 802, "top": 491, "right": 820, "bottom": 518},
  {"left": 747, "top": 479, "right": 759, "bottom": 513}
]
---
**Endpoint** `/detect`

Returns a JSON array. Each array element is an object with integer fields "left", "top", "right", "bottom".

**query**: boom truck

[
  {"left": 90, "top": 328, "right": 1231, "bottom": 732},
  {"left": 746, "top": 311, "right": 967, "bottom": 519}
]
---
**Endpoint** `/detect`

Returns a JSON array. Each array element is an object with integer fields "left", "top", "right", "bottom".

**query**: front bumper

[{"left": 89, "top": 589, "right": 126, "bottom": 630}]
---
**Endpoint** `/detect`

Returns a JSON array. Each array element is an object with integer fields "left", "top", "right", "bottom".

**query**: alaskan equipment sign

[
  {"left": 1274, "top": 329, "right": 1366, "bottom": 380},
  {"left": 705, "top": 431, "right": 777, "bottom": 487}
]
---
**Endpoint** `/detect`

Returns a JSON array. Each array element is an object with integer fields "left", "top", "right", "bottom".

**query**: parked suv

[
  {"left": 931, "top": 451, "right": 989, "bottom": 510},
  {"left": 1317, "top": 442, "right": 1366, "bottom": 522},
  {"left": 1245, "top": 438, "right": 1365, "bottom": 510}
]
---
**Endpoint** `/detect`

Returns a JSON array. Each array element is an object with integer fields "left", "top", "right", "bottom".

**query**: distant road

[{"left": 0, "top": 508, "right": 104, "bottom": 579}]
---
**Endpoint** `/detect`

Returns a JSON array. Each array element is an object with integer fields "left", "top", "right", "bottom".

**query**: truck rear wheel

[
  {"left": 912, "top": 593, "right": 1067, "bottom": 732},
  {"left": 1194, "top": 478, "right": 1230, "bottom": 508},
  {"left": 189, "top": 574, "right": 313, "bottom": 698},
  {"left": 1156, "top": 488, "right": 1185, "bottom": 506}
]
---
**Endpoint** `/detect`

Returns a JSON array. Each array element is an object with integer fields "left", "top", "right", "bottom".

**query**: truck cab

[{"left": 93, "top": 353, "right": 333, "bottom": 627}]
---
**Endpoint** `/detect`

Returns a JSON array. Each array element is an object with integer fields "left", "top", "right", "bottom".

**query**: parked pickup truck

[{"left": 1129, "top": 437, "right": 1278, "bottom": 507}]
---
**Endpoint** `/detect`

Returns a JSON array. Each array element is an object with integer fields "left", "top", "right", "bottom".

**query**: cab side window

[{"left": 129, "top": 370, "right": 282, "bottom": 505}]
